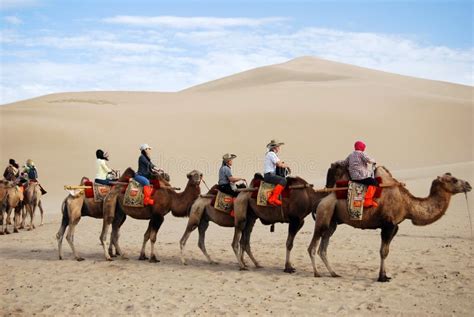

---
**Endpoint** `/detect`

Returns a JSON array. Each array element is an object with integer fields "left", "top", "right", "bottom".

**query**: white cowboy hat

[{"left": 139, "top": 144, "right": 152, "bottom": 151}]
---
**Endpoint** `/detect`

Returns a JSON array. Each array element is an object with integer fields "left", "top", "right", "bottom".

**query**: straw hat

[
  {"left": 222, "top": 153, "right": 237, "bottom": 162},
  {"left": 266, "top": 139, "right": 285, "bottom": 149}
]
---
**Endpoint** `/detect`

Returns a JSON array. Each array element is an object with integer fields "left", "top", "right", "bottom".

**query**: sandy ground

[{"left": 1, "top": 57, "right": 473, "bottom": 316}]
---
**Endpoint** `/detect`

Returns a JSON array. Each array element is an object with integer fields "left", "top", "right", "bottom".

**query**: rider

[
  {"left": 337, "top": 140, "right": 378, "bottom": 207},
  {"left": 3, "top": 159, "right": 20, "bottom": 182},
  {"left": 218, "top": 153, "right": 245, "bottom": 197},
  {"left": 134, "top": 144, "right": 161, "bottom": 206},
  {"left": 264, "top": 139, "right": 290, "bottom": 206},
  {"left": 95, "top": 149, "right": 114, "bottom": 185},
  {"left": 22, "top": 159, "right": 47, "bottom": 195}
]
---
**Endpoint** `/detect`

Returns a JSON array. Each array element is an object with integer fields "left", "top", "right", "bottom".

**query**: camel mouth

[{"left": 464, "top": 182, "right": 472, "bottom": 193}]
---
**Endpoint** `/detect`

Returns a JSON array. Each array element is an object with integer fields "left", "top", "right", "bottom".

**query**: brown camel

[
  {"left": 56, "top": 168, "right": 134, "bottom": 261},
  {"left": 308, "top": 164, "right": 472, "bottom": 282},
  {"left": 101, "top": 169, "right": 203, "bottom": 262},
  {"left": 179, "top": 185, "right": 261, "bottom": 267},
  {"left": 232, "top": 174, "right": 328, "bottom": 272},
  {"left": 0, "top": 181, "right": 24, "bottom": 234},
  {"left": 23, "top": 182, "right": 45, "bottom": 230}
]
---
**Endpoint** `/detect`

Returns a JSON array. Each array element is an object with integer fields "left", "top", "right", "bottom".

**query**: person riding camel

[
  {"left": 22, "top": 159, "right": 47, "bottom": 195},
  {"left": 3, "top": 159, "right": 20, "bottom": 182},
  {"left": 218, "top": 153, "right": 245, "bottom": 197},
  {"left": 94, "top": 149, "right": 115, "bottom": 185},
  {"left": 134, "top": 144, "right": 162, "bottom": 206},
  {"left": 264, "top": 139, "right": 290, "bottom": 206},
  {"left": 337, "top": 140, "right": 378, "bottom": 207}
]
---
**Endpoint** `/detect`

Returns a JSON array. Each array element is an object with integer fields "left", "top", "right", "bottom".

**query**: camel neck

[
  {"left": 170, "top": 182, "right": 200, "bottom": 217},
  {"left": 405, "top": 182, "right": 452, "bottom": 226}
]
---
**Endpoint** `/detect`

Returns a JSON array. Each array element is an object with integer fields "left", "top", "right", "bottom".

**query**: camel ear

[{"left": 445, "top": 172, "right": 452, "bottom": 176}]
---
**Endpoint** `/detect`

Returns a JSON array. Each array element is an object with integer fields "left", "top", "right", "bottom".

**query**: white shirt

[
  {"left": 96, "top": 159, "right": 112, "bottom": 180},
  {"left": 264, "top": 151, "right": 280, "bottom": 174}
]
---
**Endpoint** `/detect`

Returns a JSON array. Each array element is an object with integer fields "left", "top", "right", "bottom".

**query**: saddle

[
  {"left": 213, "top": 190, "right": 234, "bottom": 213},
  {"left": 335, "top": 178, "right": 383, "bottom": 220},
  {"left": 123, "top": 179, "right": 160, "bottom": 208},
  {"left": 251, "top": 174, "right": 291, "bottom": 207},
  {"left": 83, "top": 178, "right": 112, "bottom": 202}
]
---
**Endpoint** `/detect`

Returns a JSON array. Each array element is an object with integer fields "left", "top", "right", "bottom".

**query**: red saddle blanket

[
  {"left": 250, "top": 179, "right": 291, "bottom": 199},
  {"left": 335, "top": 177, "right": 383, "bottom": 199},
  {"left": 84, "top": 179, "right": 94, "bottom": 198}
]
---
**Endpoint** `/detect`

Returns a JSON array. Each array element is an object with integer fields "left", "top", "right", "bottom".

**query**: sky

[{"left": 0, "top": 0, "right": 473, "bottom": 104}]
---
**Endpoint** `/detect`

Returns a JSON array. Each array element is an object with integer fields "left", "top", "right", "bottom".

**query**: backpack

[{"left": 27, "top": 166, "right": 38, "bottom": 180}]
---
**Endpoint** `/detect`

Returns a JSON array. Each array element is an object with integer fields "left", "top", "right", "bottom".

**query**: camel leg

[
  {"left": 65, "top": 220, "right": 84, "bottom": 261},
  {"left": 28, "top": 203, "right": 37, "bottom": 230},
  {"left": 241, "top": 215, "right": 262, "bottom": 268},
  {"left": 56, "top": 222, "right": 67, "bottom": 260},
  {"left": 139, "top": 222, "right": 152, "bottom": 260},
  {"left": 149, "top": 214, "right": 164, "bottom": 263},
  {"left": 284, "top": 218, "right": 304, "bottom": 273},
  {"left": 232, "top": 217, "right": 247, "bottom": 270},
  {"left": 378, "top": 223, "right": 399, "bottom": 282},
  {"left": 13, "top": 205, "right": 21, "bottom": 233},
  {"left": 3, "top": 207, "right": 13, "bottom": 234},
  {"left": 197, "top": 218, "right": 217, "bottom": 264},
  {"left": 111, "top": 212, "right": 127, "bottom": 259},
  {"left": 0, "top": 209, "right": 7, "bottom": 234},
  {"left": 179, "top": 219, "right": 198, "bottom": 265},
  {"left": 20, "top": 204, "right": 27, "bottom": 229},
  {"left": 99, "top": 216, "right": 114, "bottom": 261},
  {"left": 318, "top": 220, "right": 339, "bottom": 277},
  {"left": 38, "top": 200, "right": 45, "bottom": 226}
]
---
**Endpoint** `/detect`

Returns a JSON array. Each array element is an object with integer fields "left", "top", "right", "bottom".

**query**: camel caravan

[
  {"left": 9, "top": 139, "right": 469, "bottom": 282},
  {"left": 1, "top": 159, "right": 46, "bottom": 234}
]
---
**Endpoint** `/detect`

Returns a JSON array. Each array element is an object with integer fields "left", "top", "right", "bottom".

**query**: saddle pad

[
  {"left": 336, "top": 177, "right": 383, "bottom": 199},
  {"left": 123, "top": 179, "right": 144, "bottom": 207},
  {"left": 257, "top": 182, "right": 276, "bottom": 207},
  {"left": 93, "top": 183, "right": 111, "bottom": 202},
  {"left": 347, "top": 181, "right": 366, "bottom": 220},
  {"left": 214, "top": 190, "right": 233, "bottom": 212}
]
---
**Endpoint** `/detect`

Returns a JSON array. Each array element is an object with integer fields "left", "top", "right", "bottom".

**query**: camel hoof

[
  {"left": 239, "top": 266, "right": 248, "bottom": 271},
  {"left": 377, "top": 275, "right": 391, "bottom": 282},
  {"left": 106, "top": 257, "right": 114, "bottom": 262},
  {"left": 284, "top": 267, "right": 296, "bottom": 274},
  {"left": 331, "top": 273, "right": 341, "bottom": 278},
  {"left": 149, "top": 256, "right": 160, "bottom": 263},
  {"left": 5, "top": 230, "right": 11, "bottom": 235},
  {"left": 138, "top": 255, "right": 149, "bottom": 261},
  {"left": 110, "top": 253, "right": 117, "bottom": 258},
  {"left": 76, "top": 257, "right": 85, "bottom": 262},
  {"left": 210, "top": 261, "right": 219, "bottom": 265},
  {"left": 255, "top": 264, "right": 263, "bottom": 269},
  {"left": 13, "top": 229, "right": 19, "bottom": 233},
  {"left": 314, "top": 272, "right": 322, "bottom": 278}
]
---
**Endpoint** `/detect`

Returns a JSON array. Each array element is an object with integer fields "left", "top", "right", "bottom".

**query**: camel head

[
  {"left": 435, "top": 173, "right": 472, "bottom": 194},
  {"left": 186, "top": 170, "right": 203, "bottom": 185},
  {"left": 326, "top": 162, "right": 348, "bottom": 188}
]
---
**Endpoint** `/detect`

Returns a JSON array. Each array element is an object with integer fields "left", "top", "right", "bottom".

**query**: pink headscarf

[{"left": 354, "top": 141, "right": 366, "bottom": 151}]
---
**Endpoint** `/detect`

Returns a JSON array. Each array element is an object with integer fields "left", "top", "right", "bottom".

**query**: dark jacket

[{"left": 137, "top": 154, "right": 155, "bottom": 178}]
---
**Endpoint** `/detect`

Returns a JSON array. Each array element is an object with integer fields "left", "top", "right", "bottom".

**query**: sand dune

[{"left": 0, "top": 56, "right": 473, "bottom": 315}]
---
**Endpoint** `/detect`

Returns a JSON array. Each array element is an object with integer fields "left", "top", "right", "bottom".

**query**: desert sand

[{"left": 0, "top": 57, "right": 473, "bottom": 316}]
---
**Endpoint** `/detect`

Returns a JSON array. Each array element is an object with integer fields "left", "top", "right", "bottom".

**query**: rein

[{"left": 465, "top": 192, "right": 473, "bottom": 241}]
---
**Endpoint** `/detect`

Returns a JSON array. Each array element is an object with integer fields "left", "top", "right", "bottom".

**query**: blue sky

[{"left": 1, "top": 0, "right": 472, "bottom": 104}]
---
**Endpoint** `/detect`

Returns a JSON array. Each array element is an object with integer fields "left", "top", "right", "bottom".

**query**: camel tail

[{"left": 60, "top": 198, "right": 69, "bottom": 228}]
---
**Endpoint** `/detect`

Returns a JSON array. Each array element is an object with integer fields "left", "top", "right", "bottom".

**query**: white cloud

[
  {"left": 3, "top": 15, "right": 22, "bottom": 25},
  {"left": 102, "top": 15, "right": 288, "bottom": 29},
  {"left": 1, "top": 23, "right": 472, "bottom": 104}
]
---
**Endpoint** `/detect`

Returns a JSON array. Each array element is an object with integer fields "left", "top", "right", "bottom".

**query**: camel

[
  {"left": 56, "top": 168, "right": 134, "bottom": 261},
  {"left": 101, "top": 169, "right": 203, "bottom": 262},
  {"left": 232, "top": 174, "right": 328, "bottom": 272},
  {"left": 23, "top": 182, "right": 45, "bottom": 230},
  {"left": 308, "top": 164, "right": 472, "bottom": 282},
  {"left": 0, "top": 181, "right": 24, "bottom": 234},
  {"left": 179, "top": 185, "right": 261, "bottom": 267}
]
